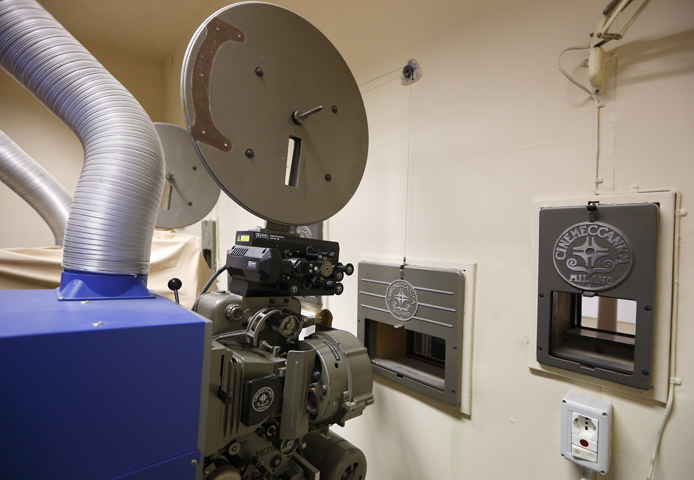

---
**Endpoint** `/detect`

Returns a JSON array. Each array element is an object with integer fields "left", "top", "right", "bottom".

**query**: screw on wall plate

[
  {"left": 255, "top": 67, "right": 264, "bottom": 77},
  {"left": 245, "top": 149, "right": 254, "bottom": 158},
  {"left": 401, "top": 58, "right": 422, "bottom": 85}
]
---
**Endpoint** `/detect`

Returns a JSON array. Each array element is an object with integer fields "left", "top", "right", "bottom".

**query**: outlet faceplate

[{"left": 561, "top": 391, "right": 612, "bottom": 474}]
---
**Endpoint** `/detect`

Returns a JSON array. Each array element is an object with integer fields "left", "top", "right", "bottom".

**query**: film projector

[{"left": 181, "top": 3, "right": 374, "bottom": 479}]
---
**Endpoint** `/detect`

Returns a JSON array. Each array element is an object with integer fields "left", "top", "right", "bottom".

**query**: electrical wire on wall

[
  {"left": 321, "top": 65, "right": 405, "bottom": 299},
  {"left": 357, "top": 61, "right": 421, "bottom": 267},
  {"left": 556, "top": 44, "right": 605, "bottom": 195},
  {"left": 579, "top": 466, "right": 595, "bottom": 480},
  {"left": 358, "top": 66, "right": 403, "bottom": 93},
  {"left": 402, "top": 80, "right": 414, "bottom": 266},
  {"left": 557, "top": 2, "right": 682, "bottom": 479}
]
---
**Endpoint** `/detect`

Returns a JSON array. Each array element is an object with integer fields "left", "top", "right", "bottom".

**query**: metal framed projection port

[
  {"left": 528, "top": 192, "right": 677, "bottom": 403},
  {"left": 357, "top": 261, "right": 475, "bottom": 413}
]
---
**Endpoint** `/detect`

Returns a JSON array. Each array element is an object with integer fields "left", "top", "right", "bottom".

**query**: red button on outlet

[{"left": 580, "top": 439, "right": 589, "bottom": 448}]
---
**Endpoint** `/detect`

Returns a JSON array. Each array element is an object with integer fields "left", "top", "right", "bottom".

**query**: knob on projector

[{"left": 167, "top": 277, "right": 182, "bottom": 304}]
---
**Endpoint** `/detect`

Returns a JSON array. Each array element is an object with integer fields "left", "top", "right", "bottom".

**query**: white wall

[{"left": 1, "top": 0, "right": 693, "bottom": 479}]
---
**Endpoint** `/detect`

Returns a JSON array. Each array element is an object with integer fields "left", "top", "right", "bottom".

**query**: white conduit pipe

[
  {"left": 0, "top": 129, "right": 72, "bottom": 246},
  {"left": 0, "top": 0, "right": 164, "bottom": 275}
]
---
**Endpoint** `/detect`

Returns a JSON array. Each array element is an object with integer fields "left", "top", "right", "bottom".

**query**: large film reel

[
  {"left": 181, "top": 2, "right": 368, "bottom": 227},
  {"left": 155, "top": 123, "right": 220, "bottom": 228}
]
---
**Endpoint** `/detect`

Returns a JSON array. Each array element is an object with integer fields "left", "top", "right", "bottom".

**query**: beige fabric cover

[{"left": 0, "top": 229, "right": 211, "bottom": 308}]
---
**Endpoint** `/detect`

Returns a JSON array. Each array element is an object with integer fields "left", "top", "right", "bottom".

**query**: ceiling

[{"left": 40, "top": 0, "right": 209, "bottom": 60}]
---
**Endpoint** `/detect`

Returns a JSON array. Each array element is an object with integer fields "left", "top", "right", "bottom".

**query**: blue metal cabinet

[{"left": 0, "top": 290, "right": 210, "bottom": 480}]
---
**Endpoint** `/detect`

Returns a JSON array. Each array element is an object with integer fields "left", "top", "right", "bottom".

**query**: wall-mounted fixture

[
  {"left": 357, "top": 261, "right": 474, "bottom": 413},
  {"left": 587, "top": 0, "right": 652, "bottom": 94},
  {"left": 537, "top": 201, "right": 658, "bottom": 390},
  {"left": 529, "top": 192, "right": 677, "bottom": 403},
  {"left": 561, "top": 391, "right": 613, "bottom": 476},
  {"left": 400, "top": 58, "right": 422, "bottom": 85},
  {"left": 557, "top": 0, "right": 652, "bottom": 102}
]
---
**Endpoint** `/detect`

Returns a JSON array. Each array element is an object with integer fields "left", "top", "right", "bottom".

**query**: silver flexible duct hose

[
  {"left": 0, "top": 0, "right": 164, "bottom": 275},
  {"left": 0, "top": 129, "right": 72, "bottom": 246}
]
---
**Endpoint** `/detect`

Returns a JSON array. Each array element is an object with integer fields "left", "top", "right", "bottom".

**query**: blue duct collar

[{"left": 57, "top": 270, "right": 154, "bottom": 301}]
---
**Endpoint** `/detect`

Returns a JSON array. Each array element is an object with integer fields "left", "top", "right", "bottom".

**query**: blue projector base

[{"left": 0, "top": 289, "right": 208, "bottom": 480}]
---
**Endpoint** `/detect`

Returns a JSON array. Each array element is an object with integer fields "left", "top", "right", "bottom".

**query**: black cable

[{"left": 192, "top": 265, "right": 227, "bottom": 311}]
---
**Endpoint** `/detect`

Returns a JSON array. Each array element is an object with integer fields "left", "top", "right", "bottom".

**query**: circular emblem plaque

[
  {"left": 252, "top": 387, "right": 274, "bottom": 412},
  {"left": 386, "top": 280, "right": 419, "bottom": 321},
  {"left": 553, "top": 221, "right": 633, "bottom": 291}
]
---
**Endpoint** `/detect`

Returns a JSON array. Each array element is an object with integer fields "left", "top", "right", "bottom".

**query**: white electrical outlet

[
  {"left": 561, "top": 391, "right": 613, "bottom": 475},
  {"left": 572, "top": 412, "right": 598, "bottom": 441}
]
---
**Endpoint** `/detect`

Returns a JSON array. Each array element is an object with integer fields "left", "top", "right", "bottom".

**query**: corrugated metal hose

[
  {"left": 0, "top": 129, "right": 72, "bottom": 246},
  {"left": 0, "top": 0, "right": 165, "bottom": 275}
]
